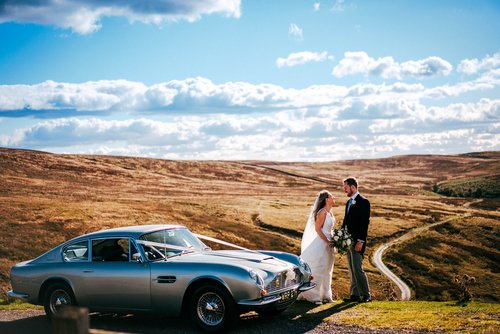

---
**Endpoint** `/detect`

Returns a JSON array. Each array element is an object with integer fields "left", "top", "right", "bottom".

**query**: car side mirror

[{"left": 132, "top": 252, "right": 143, "bottom": 263}]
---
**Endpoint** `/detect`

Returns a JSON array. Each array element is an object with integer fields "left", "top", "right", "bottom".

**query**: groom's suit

[
  {"left": 342, "top": 193, "right": 370, "bottom": 254},
  {"left": 342, "top": 193, "right": 371, "bottom": 300}
]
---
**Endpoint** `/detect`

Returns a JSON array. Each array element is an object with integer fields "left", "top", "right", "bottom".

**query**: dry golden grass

[
  {"left": 0, "top": 148, "right": 499, "bottom": 302},
  {"left": 385, "top": 215, "right": 500, "bottom": 301}
]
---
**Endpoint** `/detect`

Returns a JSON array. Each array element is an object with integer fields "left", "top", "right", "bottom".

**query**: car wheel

[
  {"left": 43, "top": 283, "right": 75, "bottom": 318},
  {"left": 189, "top": 284, "right": 236, "bottom": 332}
]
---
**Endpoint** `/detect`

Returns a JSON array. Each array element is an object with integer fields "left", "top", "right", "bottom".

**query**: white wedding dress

[{"left": 298, "top": 209, "right": 335, "bottom": 303}]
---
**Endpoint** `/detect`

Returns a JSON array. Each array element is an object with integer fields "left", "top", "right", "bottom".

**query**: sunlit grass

[
  {"left": 0, "top": 299, "right": 42, "bottom": 311},
  {"left": 385, "top": 215, "right": 500, "bottom": 302},
  {"left": 326, "top": 301, "right": 500, "bottom": 333}
]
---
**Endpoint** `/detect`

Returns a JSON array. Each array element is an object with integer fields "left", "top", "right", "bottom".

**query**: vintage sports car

[{"left": 8, "top": 224, "right": 314, "bottom": 332}]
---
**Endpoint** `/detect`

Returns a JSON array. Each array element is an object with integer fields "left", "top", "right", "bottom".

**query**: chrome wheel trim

[
  {"left": 49, "top": 288, "right": 71, "bottom": 315},
  {"left": 196, "top": 292, "right": 225, "bottom": 326}
]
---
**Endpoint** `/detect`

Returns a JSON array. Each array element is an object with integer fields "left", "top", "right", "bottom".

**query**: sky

[{"left": 0, "top": 0, "right": 499, "bottom": 161}]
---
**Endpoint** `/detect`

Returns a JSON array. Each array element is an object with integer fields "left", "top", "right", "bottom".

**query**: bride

[{"left": 298, "top": 190, "right": 335, "bottom": 304}]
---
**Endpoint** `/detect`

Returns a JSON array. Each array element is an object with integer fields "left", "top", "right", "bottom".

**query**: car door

[
  {"left": 150, "top": 260, "right": 189, "bottom": 315},
  {"left": 83, "top": 237, "right": 151, "bottom": 310}
]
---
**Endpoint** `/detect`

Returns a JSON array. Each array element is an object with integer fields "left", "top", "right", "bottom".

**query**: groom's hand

[{"left": 355, "top": 241, "right": 363, "bottom": 252}]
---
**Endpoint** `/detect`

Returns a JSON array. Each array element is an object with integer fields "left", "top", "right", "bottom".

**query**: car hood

[{"left": 167, "top": 250, "right": 294, "bottom": 273}]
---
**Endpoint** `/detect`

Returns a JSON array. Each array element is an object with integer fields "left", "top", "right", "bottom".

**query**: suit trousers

[{"left": 347, "top": 248, "right": 371, "bottom": 298}]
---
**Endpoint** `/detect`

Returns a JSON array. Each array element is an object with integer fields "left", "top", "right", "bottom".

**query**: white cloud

[
  {"left": 0, "top": 78, "right": 351, "bottom": 115},
  {"left": 0, "top": 0, "right": 241, "bottom": 34},
  {"left": 0, "top": 80, "right": 146, "bottom": 114},
  {"left": 332, "top": 51, "right": 452, "bottom": 79},
  {"left": 7, "top": 117, "right": 194, "bottom": 148},
  {"left": 368, "top": 99, "right": 500, "bottom": 134},
  {"left": 458, "top": 53, "right": 500, "bottom": 75},
  {"left": 1, "top": 73, "right": 499, "bottom": 120},
  {"left": 422, "top": 69, "right": 500, "bottom": 99},
  {"left": 1, "top": 61, "right": 499, "bottom": 161},
  {"left": 3, "top": 95, "right": 498, "bottom": 161},
  {"left": 1, "top": 74, "right": 499, "bottom": 122},
  {"left": 288, "top": 23, "right": 303, "bottom": 40},
  {"left": 421, "top": 99, "right": 500, "bottom": 123},
  {"left": 372, "top": 128, "right": 488, "bottom": 153},
  {"left": 400, "top": 57, "right": 453, "bottom": 78},
  {"left": 331, "top": 0, "right": 346, "bottom": 12},
  {"left": 314, "top": 3, "right": 321, "bottom": 11},
  {"left": 276, "top": 51, "right": 331, "bottom": 68}
]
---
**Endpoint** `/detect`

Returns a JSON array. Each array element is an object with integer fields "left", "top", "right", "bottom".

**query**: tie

[{"left": 347, "top": 198, "right": 353, "bottom": 212}]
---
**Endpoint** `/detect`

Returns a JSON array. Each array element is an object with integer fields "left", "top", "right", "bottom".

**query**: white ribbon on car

[
  {"left": 195, "top": 234, "right": 251, "bottom": 251},
  {"left": 136, "top": 239, "right": 189, "bottom": 251},
  {"left": 196, "top": 234, "right": 291, "bottom": 267},
  {"left": 137, "top": 234, "right": 289, "bottom": 266},
  {"left": 136, "top": 235, "right": 253, "bottom": 252}
]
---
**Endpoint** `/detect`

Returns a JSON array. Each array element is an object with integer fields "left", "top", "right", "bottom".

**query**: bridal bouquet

[{"left": 331, "top": 228, "right": 353, "bottom": 254}]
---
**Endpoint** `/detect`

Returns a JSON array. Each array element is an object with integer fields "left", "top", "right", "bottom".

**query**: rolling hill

[{"left": 1, "top": 148, "right": 499, "bottom": 301}]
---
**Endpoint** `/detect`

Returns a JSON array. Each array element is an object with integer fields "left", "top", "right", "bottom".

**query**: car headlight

[
  {"left": 299, "top": 257, "right": 311, "bottom": 273},
  {"left": 249, "top": 269, "right": 264, "bottom": 288}
]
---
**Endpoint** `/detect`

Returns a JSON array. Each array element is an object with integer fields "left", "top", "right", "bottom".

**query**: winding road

[
  {"left": 372, "top": 199, "right": 481, "bottom": 301},
  {"left": 244, "top": 162, "right": 484, "bottom": 302}
]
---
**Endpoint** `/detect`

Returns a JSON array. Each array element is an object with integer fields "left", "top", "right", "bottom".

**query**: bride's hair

[
  {"left": 301, "top": 189, "right": 332, "bottom": 252},
  {"left": 312, "top": 190, "right": 332, "bottom": 218}
]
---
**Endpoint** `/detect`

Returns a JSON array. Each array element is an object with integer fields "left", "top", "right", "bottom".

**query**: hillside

[
  {"left": 1, "top": 148, "right": 499, "bottom": 301},
  {"left": 434, "top": 174, "right": 500, "bottom": 198}
]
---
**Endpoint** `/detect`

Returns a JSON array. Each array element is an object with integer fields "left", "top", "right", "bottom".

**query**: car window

[
  {"left": 140, "top": 228, "right": 204, "bottom": 248},
  {"left": 92, "top": 238, "right": 130, "bottom": 262},
  {"left": 138, "top": 228, "right": 205, "bottom": 260},
  {"left": 63, "top": 241, "right": 89, "bottom": 262}
]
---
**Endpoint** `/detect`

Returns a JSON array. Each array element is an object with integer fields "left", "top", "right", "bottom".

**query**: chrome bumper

[
  {"left": 298, "top": 281, "right": 316, "bottom": 292},
  {"left": 238, "top": 295, "right": 281, "bottom": 306},
  {"left": 237, "top": 281, "right": 315, "bottom": 307},
  {"left": 7, "top": 290, "right": 30, "bottom": 301}
]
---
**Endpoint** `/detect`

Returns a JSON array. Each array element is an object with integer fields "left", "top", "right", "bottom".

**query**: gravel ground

[{"left": 0, "top": 308, "right": 441, "bottom": 334}]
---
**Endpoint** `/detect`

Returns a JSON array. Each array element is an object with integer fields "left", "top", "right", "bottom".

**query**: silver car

[{"left": 8, "top": 224, "right": 314, "bottom": 332}]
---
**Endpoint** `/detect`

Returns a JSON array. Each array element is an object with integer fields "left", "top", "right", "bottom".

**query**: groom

[{"left": 342, "top": 177, "right": 371, "bottom": 302}]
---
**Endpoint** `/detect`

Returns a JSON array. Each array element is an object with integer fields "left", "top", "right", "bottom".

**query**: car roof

[{"left": 68, "top": 224, "right": 186, "bottom": 243}]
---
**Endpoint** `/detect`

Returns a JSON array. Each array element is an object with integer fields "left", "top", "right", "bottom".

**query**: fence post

[{"left": 52, "top": 306, "right": 89, "bottom": 334}]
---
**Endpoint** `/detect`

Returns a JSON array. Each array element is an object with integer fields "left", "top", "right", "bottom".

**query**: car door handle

[
  {"left": 155, "top": 276, "right": 176, "bottom": 283},
  {"left": 83, "top": 269, "right": 94, "bottom": 273}
]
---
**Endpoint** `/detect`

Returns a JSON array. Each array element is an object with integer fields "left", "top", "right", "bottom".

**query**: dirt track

[{"left": 372, "top": 199, "right": 483, "bottom": 301}]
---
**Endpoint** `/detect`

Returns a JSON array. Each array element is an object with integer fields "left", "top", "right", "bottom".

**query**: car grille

[{"left": 265, "top": 268, "right": 302, "bottom": 293}]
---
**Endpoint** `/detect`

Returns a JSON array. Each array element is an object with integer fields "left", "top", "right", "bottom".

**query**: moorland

[{"left": 0, "top": 148, "right": 499, "bottom": 303}]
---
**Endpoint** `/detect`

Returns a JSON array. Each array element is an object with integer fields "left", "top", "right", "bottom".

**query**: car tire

[
  {"left": 43, "top": 282, "right": 76, "bottom": 318},
  {"left": 189, "top": 283, "right": 236, "bottom": 332}
]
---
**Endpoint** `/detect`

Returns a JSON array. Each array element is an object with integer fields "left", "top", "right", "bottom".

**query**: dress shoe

[
  {"left": 360, "top": 296, "right": 372, "bottom": 302},
  {"left": 342, "top": 295, "right": 360, "bottom": 302}
]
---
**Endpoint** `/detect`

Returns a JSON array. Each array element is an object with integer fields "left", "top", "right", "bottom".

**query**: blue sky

[{"left": 0, "top": 0, "right": 499, "bottom": 161}]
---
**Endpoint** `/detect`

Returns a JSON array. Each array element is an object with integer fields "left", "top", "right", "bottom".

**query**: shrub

[
  {"left": 454, "top": 274, "right": 476, "bottom": 303},
  {"left": 434, "top": 175, "right": 500, "bottom": 198},
  {"left": 379, "top": 281, "right": 398, "bottom": 301}
]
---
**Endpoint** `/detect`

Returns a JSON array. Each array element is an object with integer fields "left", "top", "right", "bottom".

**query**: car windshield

[{"left": 137, "top": 228, "right": 207, "bottom": 261}]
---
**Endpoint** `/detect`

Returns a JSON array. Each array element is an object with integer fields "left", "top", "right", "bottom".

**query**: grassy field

[
  {"left": 319, "top": 301, "right": 500, "bottom": 333},
  {"left": 0, "top": 148, "right": 499, "bottom": 305}
]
